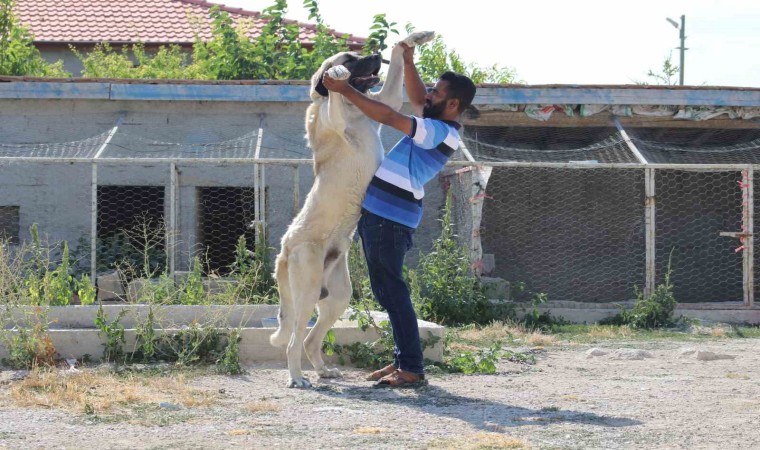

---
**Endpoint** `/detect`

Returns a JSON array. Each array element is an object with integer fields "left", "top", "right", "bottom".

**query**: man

[{"left": 323, "top": 43, "right": 476, "bottom": 388}]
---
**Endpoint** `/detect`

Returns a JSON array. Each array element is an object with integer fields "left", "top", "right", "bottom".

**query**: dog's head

[{"left": 311, "top": 52, "right": 382, "bottom": 100}]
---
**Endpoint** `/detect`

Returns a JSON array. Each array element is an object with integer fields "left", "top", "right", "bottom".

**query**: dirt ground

[{"left": 1, "top": 337, "right": 759, "bottom": 449}]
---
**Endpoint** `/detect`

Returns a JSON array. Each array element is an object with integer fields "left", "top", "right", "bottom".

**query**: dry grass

[
  {"left": 725, "top": 372, "right": 750, "bottom": 380},
  {"left": 353, "top": 427, "right": 386, "bottom": 434},
  {"left": 428, "top": 432, "right": 530, "bottom": 449},
  {"left": 228, "top": 429, "right": 256, "bottom": 436},
  {"left": 455, "top": 321, "right": 560, "bottom": 348},
  {"left": 584, "top": 324, "right": 635, "bottom": 340},
  {"left": 245, "top": 400, "right": 281, "bottom": 414},
  {"left": 9, "top": 367, "right": 216, "bottom": 414}
]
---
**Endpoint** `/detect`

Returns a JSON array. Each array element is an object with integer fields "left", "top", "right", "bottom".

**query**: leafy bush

[
  {"left": 602, "top": 252, "right": 678, "bottom": 329},
  {"left": 0, "top": 0, "right": 69, "bottom": 77},
  {"left": 407, "top": 24, "right": 518, "bottom": 84},
  {"left": 228, "top": 233, "right": 277, "bottom": 304},
  {"left": 408, "top": 192, "right": 506, "bottom": 325},
  {"left": 0, "top": 306, "right": 57, "bottom": 369}
]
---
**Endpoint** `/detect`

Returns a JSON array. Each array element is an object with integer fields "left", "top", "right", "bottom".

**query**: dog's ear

[{"left": 314, "top": 72, "right": 329, "bottom": 98}]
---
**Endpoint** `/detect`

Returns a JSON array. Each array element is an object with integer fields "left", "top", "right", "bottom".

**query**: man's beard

[{"left": 422, "top": 99, "right": 446, "bottom": 119}]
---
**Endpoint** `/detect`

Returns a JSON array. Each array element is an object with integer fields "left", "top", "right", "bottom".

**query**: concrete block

[
  {"left": 481, "top": 253, "right": 495, "bottom": 274},
  {"left": 174, "top": 271, "right": 239, "bottom": 295},
  {"left": 0, "top": 309, "right": 445, "bottom": 365},
  {"left": 481, "top": 276, "right": 509, "bottom": 300},
  {"left": 127, "top": 279, "right": 167, "bottom": 303},
  {"left": 97, "top": 271, "right": 125, "bottom": 302}
]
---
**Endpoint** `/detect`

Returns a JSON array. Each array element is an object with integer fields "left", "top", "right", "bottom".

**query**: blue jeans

[{"left": 358, "top": 210, "right": 424, "bottom": 374}]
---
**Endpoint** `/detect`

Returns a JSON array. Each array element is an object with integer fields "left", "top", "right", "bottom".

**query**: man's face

[{"left": 422, "top": 80, "right": 451, "bottom": 119}]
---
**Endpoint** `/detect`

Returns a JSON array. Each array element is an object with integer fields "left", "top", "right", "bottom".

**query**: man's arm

[
  {"left": 401, "top": 44, "right": 426, "bottom": 117},
  {"left": 323, "top": 73, "right": 413, "bottom": 136}
]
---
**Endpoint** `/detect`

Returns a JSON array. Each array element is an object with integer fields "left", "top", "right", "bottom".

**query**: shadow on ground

[{"left": 311, "top": 378, "right": 641, "bottom": 431}]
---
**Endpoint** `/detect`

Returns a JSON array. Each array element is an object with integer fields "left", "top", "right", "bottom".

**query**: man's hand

[
  {"left": 400, "top": 43, "right": 414, "bottom": 65},
  {"left": 323, "top": 70, "right": 352, "bottom": 95}
]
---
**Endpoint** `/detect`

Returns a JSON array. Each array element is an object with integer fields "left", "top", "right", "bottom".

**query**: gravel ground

[{"left": 1, "top": 337, "right": 759, "bottom": 449}]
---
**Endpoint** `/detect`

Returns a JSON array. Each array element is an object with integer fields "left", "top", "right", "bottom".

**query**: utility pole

[{"left": 667, "top": 15, "right": 687, "bottom": 85}]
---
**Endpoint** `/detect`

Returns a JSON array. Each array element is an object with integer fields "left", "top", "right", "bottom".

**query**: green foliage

[
  {"left": 328, "top": 317, "right": 396, "bottom": 369},
  {"left": 408, "top": 24, "right": 517, "bottom": 84},
  {"left": 94, "top": 304, "right": 127, "bottom": 363},
  {"left": 520, "top": 292, "right": 568, "bottom": 330},
  {"left": 20, "top": 225, "right": 79, "bottom": 306},
  {"left": 75, "top": 274, "right": 97, "bottom": 306},
  {"left": 439, "top": 341, "right": 501, "bottom": 374},
  {"left": 216, "top": 329, "right": 244, "bottom": 375},
  {"left": 9, "top": 0, "right": 521, "bottom": 83},
  {"left": 300, "top": 0, "right": 350, "bottom": 71},
  {"left": 637, "top": 53, "right": 679, "bottom": 86},
  {"left": 603, "top": 251, "right": 678, "bottom": 329},
  {"left": 363, "top": 13, "right": 399, "bottom": 54},
  {"left": 72, "top": 42, "right": 206, "bottom": 79},
  {"left": 228, "top": 233, "right": 277, "bottom": 304},
  {"left": 347, "top": 239, "right": 378, "bottom": 308},
  {"left": 0, "top": 306, "right": 57, "bottom": 369},
  {"left": 178, "top": 256, "right": 206, "bottom": 305},
  {"left": 408, "top": 192, "right": 505, "bottom": 325},
  {"left": 158, "top": 324, "right": 223, "bottom": 366},
  {"left": 0, "top": 0, "right": 69, "bottom": 76},
  {"left": 133, "top": 306, "right": 159, "bottom": 362}
]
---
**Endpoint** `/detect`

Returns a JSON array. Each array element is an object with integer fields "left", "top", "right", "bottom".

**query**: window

[
  {"left": 198, "top": 187, "right": 259, "bottom": 274},
  {"left": 97, "top": 186, "right": 165, "bottom": 274},
  {"left": 0, "top": 206, "right": 20, "bottom": 244}
]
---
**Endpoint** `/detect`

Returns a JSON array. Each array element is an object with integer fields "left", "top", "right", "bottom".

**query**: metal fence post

[
  {"left": 645, "top": 168, "right": 656, "bottom": 296},
  {"left": 743, "top": 167, "right": 754, "bottom": 306},
  {"left": 169, "top": 162, "right": 178, "bottom": 278},
  {"left": 253, "top": 115, "right": 265, "bottom": 244},
  {"left": 90, "top": 162, "right": 98, "bottom": 284},
  {"left": 292, "top": 164, "right": 300, "bottom": 217}
]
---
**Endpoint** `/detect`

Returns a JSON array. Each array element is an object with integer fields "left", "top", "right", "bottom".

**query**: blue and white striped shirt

[{"left": 362, "top": 116, "right": 461, "bottom": 228}]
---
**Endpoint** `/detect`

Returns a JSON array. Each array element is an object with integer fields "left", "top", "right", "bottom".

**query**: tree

[
  {"left": 0, "top": 0, "right": 68, "bottom": 76},
  {"left": 408, "top": 25, "right": 518, "bottom": 84},
  {"left": 637, "top": 53, "right": 679, "bottom": 86}
]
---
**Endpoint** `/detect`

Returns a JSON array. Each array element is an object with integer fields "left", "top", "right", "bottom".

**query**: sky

[{"left": 218, "top": 0, "right": 760, "bottom": 87}]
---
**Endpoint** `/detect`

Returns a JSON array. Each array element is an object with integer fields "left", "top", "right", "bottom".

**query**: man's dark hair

[{"left": 440, "top": 71, "right": 476, "bottom": 113}]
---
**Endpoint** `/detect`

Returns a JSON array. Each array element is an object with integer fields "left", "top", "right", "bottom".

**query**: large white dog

[{"left": 270, "top": 31, "right": 435, "bottom": 388}]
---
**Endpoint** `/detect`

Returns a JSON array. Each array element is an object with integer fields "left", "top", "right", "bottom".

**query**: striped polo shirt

[{"left": 362, "top": 116, "right": 461, "bottom": 228}]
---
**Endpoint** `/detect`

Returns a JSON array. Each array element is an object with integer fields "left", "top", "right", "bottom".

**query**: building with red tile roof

[{"left": 14, "top": 0, "right": 365, "bottom": 76}]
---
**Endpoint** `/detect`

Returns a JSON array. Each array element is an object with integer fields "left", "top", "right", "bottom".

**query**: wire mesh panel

[
  {"left": 479, "top": 167, "right": 646, "bottom": 303},
  {"left": 655, "top": 170, "right": 744, "bottom": 302},
  {"left": 96, "top": 183, "right": 166, "bottom": 278},
  {"left": 755, "top": 170, "right": 760, "bottom": 303},
  {"left": 196, "top": 186, "right": 257, "bottom": 274},
  {"left": 461, "top": 127, "right": 638, "bottom": 163},
  {"left": 631, "top": 128, "right": 760, "bottom": 164},
  {"left": 102, "top": 113, "right": 262, "bottom": 160}
]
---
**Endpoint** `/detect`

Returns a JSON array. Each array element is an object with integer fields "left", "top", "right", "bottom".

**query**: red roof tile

[{"left": 15, "top": 0, "right": 365, "bottom": 46}]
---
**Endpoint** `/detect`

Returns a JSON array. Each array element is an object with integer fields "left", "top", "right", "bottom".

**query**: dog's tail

[{"left": 270, "top": 253, "right": 292, "bottom": 347}]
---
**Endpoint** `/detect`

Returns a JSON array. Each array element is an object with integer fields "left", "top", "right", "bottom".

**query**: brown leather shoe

[
  {"left": 373, "top": 369, "right": 427, "bottom": 388},
  {"left": 366, "top": 364, "right": 397, "bottom": 381}
]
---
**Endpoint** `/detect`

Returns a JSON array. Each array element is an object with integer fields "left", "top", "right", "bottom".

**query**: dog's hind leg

[
  {"left": 304, "top": 251, "right": 351, "bottom": 378},
  {"left": 270, "top": 252, "right": 293, "bottom": 347},
  {"left": 285, "top": 244, "right": 323, "bottom": 388}
]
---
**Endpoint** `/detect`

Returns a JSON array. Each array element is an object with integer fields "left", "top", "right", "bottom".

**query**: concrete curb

[{"left": 0, "top": 305, "right": 445, "bottom": 364}]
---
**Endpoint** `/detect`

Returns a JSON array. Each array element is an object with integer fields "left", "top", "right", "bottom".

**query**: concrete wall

[{"left": 0, "top": 98, "right": 446, "bottom": 273}]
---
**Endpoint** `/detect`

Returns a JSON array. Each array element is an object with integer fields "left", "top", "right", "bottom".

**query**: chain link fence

[{"left": 2, "top": 112, "right": 760, "bottom": 305}]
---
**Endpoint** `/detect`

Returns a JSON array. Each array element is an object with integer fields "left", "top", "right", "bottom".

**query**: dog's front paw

[
  {"left": 287, "top": 377, "right": 312, "bottom": 389},
  {"left": 326, "top": 65, "right": 351, "bottom": 81},
  {"left": 317, "top": 367, "right": 343, "bottom": 379},
  {"left": 401, "top": 31, "right": 435, "bottom": 47}
]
